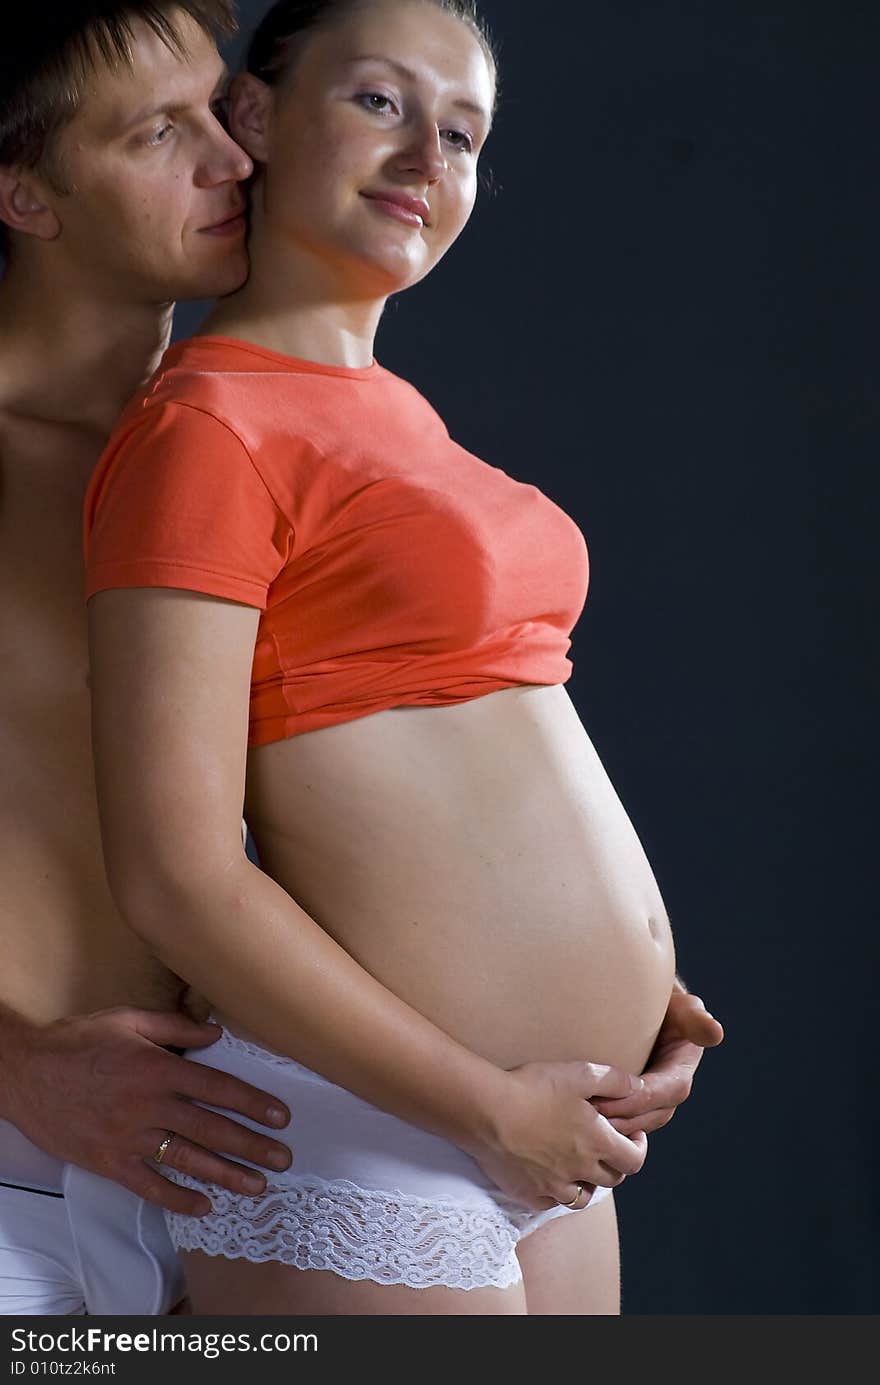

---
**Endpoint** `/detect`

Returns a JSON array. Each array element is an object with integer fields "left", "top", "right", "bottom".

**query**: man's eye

[{"left": 145, "top": 122, "right": 174, "bottom": 146}]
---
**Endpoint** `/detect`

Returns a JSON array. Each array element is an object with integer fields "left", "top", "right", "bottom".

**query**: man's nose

[{"left": 198, "top": 127, "right": 254, "bottom": 187}]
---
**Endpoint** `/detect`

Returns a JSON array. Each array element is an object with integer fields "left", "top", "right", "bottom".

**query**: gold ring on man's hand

[{"left": 151, "top": 1132, "right": 175, "bottom": 1165}]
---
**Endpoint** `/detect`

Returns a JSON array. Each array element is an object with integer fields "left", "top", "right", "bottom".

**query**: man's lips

[
  {"left": 199, "top": 206, "right": 247, "bottom": 235},
  {"left": 361, "top": 191, "right": 431, "bottom": 228}
]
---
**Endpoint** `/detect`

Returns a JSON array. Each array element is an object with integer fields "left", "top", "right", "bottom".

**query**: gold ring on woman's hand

[{"left": 561, "top": 1181, "right": 586, "bottom": 1208}]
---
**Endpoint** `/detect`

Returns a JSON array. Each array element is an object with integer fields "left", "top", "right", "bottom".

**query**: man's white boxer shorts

[{"left": 0, "top": 1119, "right": 184, "bottom": 1315}]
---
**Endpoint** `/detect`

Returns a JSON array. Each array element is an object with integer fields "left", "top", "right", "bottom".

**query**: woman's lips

[{"left": 361, "top": 193, "right": 429, "bottom": 228}]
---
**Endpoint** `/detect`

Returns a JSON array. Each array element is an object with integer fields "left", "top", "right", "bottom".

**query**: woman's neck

[{"left": 205, "top": 228, "right": 389, "bottom": 369}]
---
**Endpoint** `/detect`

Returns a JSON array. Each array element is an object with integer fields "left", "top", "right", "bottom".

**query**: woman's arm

[{"left": 88, "top": 587, "right": 646, "bottom": 1209}]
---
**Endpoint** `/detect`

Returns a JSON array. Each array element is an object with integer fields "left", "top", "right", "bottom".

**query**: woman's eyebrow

[{"left": 343, "top": 54, "right": 488, "bottom": 121}]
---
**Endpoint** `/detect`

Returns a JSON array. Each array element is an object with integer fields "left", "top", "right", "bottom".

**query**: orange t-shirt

[{"left": 84, "top": 337, "right": 589, "bottom": 746}]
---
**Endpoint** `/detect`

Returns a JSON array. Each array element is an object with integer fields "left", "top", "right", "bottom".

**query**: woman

[{"left": 84, "top": 0, "right": 721, "bottom": 1315}]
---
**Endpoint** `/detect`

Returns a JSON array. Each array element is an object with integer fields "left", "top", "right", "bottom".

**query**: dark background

[{"left": 175, "top": 0, "right": 877, "bottom": 1314}]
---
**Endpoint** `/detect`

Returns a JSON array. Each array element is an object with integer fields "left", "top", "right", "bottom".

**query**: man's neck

[{"left": 0, "top": 264, "right": 175, "bottom": 437}]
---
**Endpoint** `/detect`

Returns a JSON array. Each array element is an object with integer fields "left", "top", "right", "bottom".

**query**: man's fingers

[
  {"left": 675, "top": 997, "right": 725, "bottom": 1047},
  {"left": 173, "top": 1061, "right": 291, "bottom": 1131},
  {"left": 126, "top": 1008, "right": 225, "bottom": 1051},
  {"left": 607, "top": 1108, "right": 675, "bottom": 1137},
  {"left": 593, "top": 1062, "right": 695, "bottom": 1119},
  {"left": 582, "top": 1063, "right": 643, "bottom": 1101},
  {"left": 166, "top": 1102, "right": 292, "bottom": 1174},
  {"left": 144, "top": 1132, "right": 274, "bottom": 1199},
  {"left": 697, "top": 1013, "right": 725, "bottom": 1046},
  {"left": 120, "top": 1160, "right": 212, "bottom": 1218}
]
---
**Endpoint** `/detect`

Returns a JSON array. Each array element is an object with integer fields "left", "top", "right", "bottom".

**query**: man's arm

[
  {"left": 0, "top": 1000, "right": 295, "bottom": 1216},
  {"left": 592, "top": 975, "right": 724, "bottom": 1135}
]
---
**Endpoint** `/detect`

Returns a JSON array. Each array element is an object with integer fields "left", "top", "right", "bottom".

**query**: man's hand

[
  {"left": 4, "top": 1007, "right": 293, "bottom": 1217},
  {"left": 592, "top": 986, "right": 724, "bottom": 1137}
]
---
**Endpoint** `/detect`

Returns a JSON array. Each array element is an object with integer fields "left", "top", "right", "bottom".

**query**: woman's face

[{"left": 232, "top": 0, "right": 495, "bottom": 295}]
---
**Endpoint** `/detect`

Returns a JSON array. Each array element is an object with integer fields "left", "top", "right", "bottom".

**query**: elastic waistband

[
  {"left": 0, "top": 1120, "right": 65, "bottom": 1195},
  {"left": 206, "top": 1019, "right": 346, "bottom": 1092}
]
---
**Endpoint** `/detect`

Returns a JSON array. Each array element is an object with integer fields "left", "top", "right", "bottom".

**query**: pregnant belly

[{"left": 247, "top": 686, "right": 677, "bottom": 1075}]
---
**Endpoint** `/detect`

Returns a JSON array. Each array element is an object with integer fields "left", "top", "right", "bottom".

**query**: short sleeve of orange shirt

[{"left": 84, "top": 400, "right": 291, "bottom": 609}]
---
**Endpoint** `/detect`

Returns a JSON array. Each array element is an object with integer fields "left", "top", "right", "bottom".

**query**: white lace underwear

[
  {"left": 168, "top": 1173, "right": 526, "bottom": 1291},
  {"left": 164, "top": 1027, "right": 609, "bottom": 1292}
]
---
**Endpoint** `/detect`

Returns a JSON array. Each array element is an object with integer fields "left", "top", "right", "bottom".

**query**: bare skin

[
  {"left": 245, "top": 687, "right": 677, "bottom": 1074},
  {"left": 88, "top": 1, "right": 722, "bottom": 1316}
]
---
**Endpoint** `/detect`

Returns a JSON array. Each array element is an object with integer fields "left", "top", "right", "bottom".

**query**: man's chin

[{"left": 174, "top": 255, "right": 250, "bottom": 304}]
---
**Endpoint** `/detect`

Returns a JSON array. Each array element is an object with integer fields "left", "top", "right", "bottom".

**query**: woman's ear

[
  {"left": 226, "top": 73, "right": 275, "bottom": 163},
  {"left": 0, "top": 168, "right": 62, "bottom": 242}
]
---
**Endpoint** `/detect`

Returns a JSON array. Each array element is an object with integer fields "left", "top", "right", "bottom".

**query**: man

[
  {"left": 0, "top": 1, "right": 295, "bottom": 1316},
  {"left": 0, "top": 0, "right": 722, "bottom": 1317}
]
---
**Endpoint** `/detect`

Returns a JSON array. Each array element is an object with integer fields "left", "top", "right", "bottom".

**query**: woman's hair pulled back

[{"left": 246, "top": 0, "right": 497, "bottom": 91}]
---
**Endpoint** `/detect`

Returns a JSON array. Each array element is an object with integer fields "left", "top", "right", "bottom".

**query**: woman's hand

[{"left": 468, "top": 1061, "right": 648, "bottom": 1211}]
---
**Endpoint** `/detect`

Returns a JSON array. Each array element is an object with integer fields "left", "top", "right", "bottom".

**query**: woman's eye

[
  {"left": 357, "top": 92, "right": 397, "bottom": 115},
  {"left": 443, "top": 129, "right": 474, "bottom": 155}
]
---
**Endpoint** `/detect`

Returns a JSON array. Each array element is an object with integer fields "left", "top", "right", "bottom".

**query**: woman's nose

[{"left": 397, "top": 122, "right": 448, "bottom": 184}]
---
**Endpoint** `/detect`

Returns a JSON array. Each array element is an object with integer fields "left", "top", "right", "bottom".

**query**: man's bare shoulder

[
  {"left": 0, "top": 347, "right": 107, "bottom": 643},
  {"left": 0, "top": 399, "right": 107, "bottom": 545},
  {"left": 0, "top": 332, "right": 109, "bottom": 462},
  {"left": 0, "top": 406, "right": 106, "bottom": 477}
]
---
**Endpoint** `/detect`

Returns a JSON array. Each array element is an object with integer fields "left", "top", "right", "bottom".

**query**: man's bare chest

[{"left": 0, "top": 418, "right": 104, "bottom": 701}]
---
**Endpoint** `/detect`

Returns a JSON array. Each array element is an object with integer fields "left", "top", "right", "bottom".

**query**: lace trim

[
  {"left": 166, "top": 1173, "right": 523, "bottom": 1291},
  {"left": 205, "top": 1025, "right": 338, "bottom": 1089}
]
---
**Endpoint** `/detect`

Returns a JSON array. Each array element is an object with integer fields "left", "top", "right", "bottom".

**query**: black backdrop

[{"left": 174, "top": 0, "right": 877, "bottom": 1315}]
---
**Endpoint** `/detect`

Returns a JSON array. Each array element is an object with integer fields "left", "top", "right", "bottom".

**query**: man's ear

[
  {"left": 226, "top": 73, "right": 275, "bottom": 163},
  {"left": 0, "top": 168, "right": 62, "bottom": 241}
]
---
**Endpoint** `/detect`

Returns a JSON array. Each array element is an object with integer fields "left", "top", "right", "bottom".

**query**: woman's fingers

[
  {"left": 559, "top": 1181, "right": 596, "bottom": 1210},
  {"left": 589, "top": 1117, "right": 648, "bottom": 1181},
  {"left": 580, "top": 1062, "right": 644, "bottom": 1102},
  {"left": 597, "top": 1129, "right": 647, "bottom": 1181},
  {"left": 480, "top": 1061, "right": 651, "bottom": 1209}
]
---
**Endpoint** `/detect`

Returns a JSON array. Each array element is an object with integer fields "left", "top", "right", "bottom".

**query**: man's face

[{"left": 43, "top": 10, "right": 253, "bottom": 303}]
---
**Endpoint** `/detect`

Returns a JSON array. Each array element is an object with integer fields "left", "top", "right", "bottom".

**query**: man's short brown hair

[{"left": 1, "top": 3, "right": 237, "bottom": 256}]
